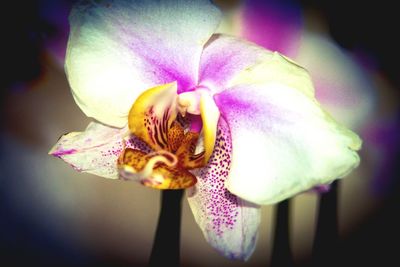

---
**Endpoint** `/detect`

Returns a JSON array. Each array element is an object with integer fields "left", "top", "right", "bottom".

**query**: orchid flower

[{"left": 49, "top": 0, "right": 361, "bottom": 260}]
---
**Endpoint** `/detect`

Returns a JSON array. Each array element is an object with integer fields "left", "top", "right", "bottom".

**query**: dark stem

[
  {"left": 271, "top": 199, "right": 294, "bottom": 267},
  {"left": 148, "top": 189, "right": 184, "bottom": 267},
  {"left": 312, "top": 181, "right": 338, "bottom": 267}
]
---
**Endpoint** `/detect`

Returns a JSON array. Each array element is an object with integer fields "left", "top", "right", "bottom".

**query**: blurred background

[{"left": 1, "top": 0, "right": 399, "bottom": 266}]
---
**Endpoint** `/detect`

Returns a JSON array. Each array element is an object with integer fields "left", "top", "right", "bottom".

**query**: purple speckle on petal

[{"left": 190, "top": 117, "right": 238, "bottom": 236}]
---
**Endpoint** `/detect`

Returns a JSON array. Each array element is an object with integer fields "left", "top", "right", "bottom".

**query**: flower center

[{"left": 117, "top": 82, "right": 219, "bottom": 189}]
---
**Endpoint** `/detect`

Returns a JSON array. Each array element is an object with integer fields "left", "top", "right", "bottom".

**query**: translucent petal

[{"left": 49, "top": 122, "right": 150, "bottom": 179}]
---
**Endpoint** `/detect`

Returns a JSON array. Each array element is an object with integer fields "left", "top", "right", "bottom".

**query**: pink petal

[
  {"left": 199, "top": 34, "right": 272, "bottom": 93},
  {"left": 49, "top": 122, "right": 150, "bottom": 179},
  {"left": 187, "top": 117, "right": 261, "bottom": 260},
  {"left": 239, "top": 0, "right": 302, "bottom": 57}
]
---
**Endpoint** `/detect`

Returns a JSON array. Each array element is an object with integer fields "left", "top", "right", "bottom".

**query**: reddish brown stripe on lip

[{"left": 153, "top": 122, "right": 165, "bottom": 149}]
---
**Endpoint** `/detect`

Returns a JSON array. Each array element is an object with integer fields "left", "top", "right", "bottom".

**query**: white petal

[
  {"left": 214, "top": 53, "right": 361, "bottom": 205},
  {"left": 66, "top": 0, "right": 221, "bottom": 127},
  {"left": 49, "top": 122, "right": 150, "bottom": 179}
]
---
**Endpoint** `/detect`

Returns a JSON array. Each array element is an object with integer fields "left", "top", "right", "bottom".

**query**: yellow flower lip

[
  {"left": 128, "top": 82, "right": 178, "bottom": 151},
  {"left": 118, "top": 148, "right": 197, "bottom": 189},
  {"left": 118, "top": 82, "right": 220, "bottom": 189}
]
